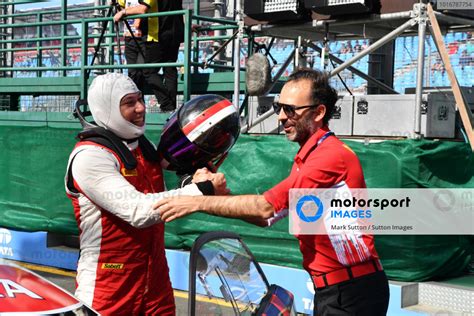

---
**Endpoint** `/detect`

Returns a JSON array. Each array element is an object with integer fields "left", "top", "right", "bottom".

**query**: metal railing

[{"left": 0, "top": 4, "right": 240, "bottom": 103}]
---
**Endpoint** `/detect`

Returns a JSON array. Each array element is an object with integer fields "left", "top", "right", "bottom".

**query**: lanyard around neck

[{"left": 317, "top": 131, "right": 334, "bottom": 147}]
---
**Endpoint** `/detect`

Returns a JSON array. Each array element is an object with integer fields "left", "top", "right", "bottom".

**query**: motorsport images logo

[
  {"left": 296, "top": 195, "right": 324, "bottom": 222},
  {"left": 295, "top": 193, "right": 410, "bottom": 222},
  {"left": 290, "top": 188, "right": 474, "bottom": 235}
]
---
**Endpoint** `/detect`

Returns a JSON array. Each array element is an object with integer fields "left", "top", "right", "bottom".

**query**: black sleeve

[
  {"left": 179, "top": 174, "right": 215, "bottom": 196},
  {"left": 195, "top": 181, "right": 215, "bottom": 196}
]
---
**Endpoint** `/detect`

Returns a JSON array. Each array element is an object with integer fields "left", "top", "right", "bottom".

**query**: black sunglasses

[{"left": 272, "top": 102, "right": 319, "bottom": 118}]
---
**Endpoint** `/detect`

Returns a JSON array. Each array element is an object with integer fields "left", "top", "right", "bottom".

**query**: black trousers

[
  {"left": 124, "top": 37, "right": 177, "bottom": 109},
  {"left": 124, "top": 37, "right": 146, "bottom": 90},
  {"left": 314, "top": 271, "right": 390, "bottom": 316},
  {"left": 158, "top": 34, "right": 181, "bottom": 109}
]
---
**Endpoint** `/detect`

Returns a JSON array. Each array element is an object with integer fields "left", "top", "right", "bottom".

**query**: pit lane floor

[{"left": 11, "top": 260, "right": 236, "bottom": 315}]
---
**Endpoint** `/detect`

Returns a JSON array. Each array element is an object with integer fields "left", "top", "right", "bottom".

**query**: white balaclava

[{"left": 87, "top": 73, "right": 145, "bottom": 140}]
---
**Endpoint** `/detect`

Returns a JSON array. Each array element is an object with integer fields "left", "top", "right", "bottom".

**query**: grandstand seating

[{"left": 12, "top": 32, "right": 473, "bottom": 96}]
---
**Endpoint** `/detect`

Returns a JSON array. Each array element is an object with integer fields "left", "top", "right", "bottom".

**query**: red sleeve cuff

[{"left": 263, "top": 189, "right": 283, "bottom": 214}]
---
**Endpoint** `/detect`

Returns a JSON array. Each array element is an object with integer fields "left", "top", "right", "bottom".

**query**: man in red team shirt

[{"left": 155, "top": 68, "right": 390, "bottom": 315}]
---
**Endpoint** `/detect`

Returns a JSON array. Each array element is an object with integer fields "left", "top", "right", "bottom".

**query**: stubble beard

[{"left": 285, "top": 112, "right": 318, "bottom": 145}]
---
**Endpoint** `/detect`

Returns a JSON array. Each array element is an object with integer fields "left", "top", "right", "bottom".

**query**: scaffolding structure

[{"left": 0, "top": 1, "right": 473, "bottom": 148}]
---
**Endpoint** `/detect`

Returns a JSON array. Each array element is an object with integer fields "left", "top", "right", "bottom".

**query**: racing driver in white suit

[{"left": 65, "top": 73, "right": 227, "bottom": 315}]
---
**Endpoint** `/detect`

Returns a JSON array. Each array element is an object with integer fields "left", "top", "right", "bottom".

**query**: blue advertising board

[{"left": 0, "top": 228, "right": 421, "bottom": 315}]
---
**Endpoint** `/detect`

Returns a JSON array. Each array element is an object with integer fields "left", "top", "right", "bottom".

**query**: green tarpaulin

[{"left": 0, "top": 122, "right": 472, "bottom": 281}]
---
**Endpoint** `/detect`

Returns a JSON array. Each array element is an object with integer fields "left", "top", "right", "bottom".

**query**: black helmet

[{"left": 158, "top": 94, "right": 240, "bottom": 173}]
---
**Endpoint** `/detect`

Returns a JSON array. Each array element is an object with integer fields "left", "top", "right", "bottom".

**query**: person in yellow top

[{"left": 115, "top": 0, "right": 176, "bottom": 111}]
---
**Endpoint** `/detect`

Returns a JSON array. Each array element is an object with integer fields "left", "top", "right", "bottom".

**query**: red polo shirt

[{"left": 263, "top": 126, "right": 380, "bottom": 275}]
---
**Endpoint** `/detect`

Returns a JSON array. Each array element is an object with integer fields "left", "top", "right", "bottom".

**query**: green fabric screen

[{"left": 0, "top": 124, "right": 472, "bottom": 281}]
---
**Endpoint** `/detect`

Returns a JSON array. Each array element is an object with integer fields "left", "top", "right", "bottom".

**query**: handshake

[{"left": 191, "top": 168, "right": 230, "bottom": 196}]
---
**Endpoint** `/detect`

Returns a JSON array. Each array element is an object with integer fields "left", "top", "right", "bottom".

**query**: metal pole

[
  {"left": 193, "top": 0, "right": 200, "bottom": 73},
  {"left": 183, "top": 9, "right": 191, "bottom": 101},
  {"left": 330, "top": 18, "right": 417, "bottom": 77},
  {"left": 213, "top": 0, "right": 227, "bottom": 64},
  {"left": 203, "top": 30, "right": 237, "bottom": 63},
  {"left": 5, "top": 0, "right": 13, "bottom": 79},
  {"left": 267, "top": 48, "right": 296, "bottom": 93},
  {"left": 36, "top": 13, "right": 42, "bottom": 77},
  {"left": 232, "top": 0, "right": 242, "bottom": 110},
  {"left": 80, "top": 20, "right": 88, "bottom": 99},
  {"left": 225, "top": 0, "right": 234, "bottom": 64},
  {"left": 296, "top": 36, "right": 307, "bottom": 68},
  {"left": 0, "top": 6, "right": 4, "bottom": 77},
  {"left": 213, "top": 0, "right": 223, "bottom": 37},
  {"left": 312, "top": 11, "right": 413, "bottom": 28},
  {"left": 426, "top": 40, "right": 431, "bottom": 87},
  {"left": 61, "top": 0, "right": 67, "bottom": 76},
  {"left": 305, "top": 40, "right": 398, "bottom": 94},
  {"left": 108, "top": 7, "right": 114, "bottom": 67},
  {"left": 414, "top": 3, "right": 427, "bottom": 138},
  {"left": 251, "top": 10, "right": 414, "bottom": 36},
  {"left": 240, "top": 108, "right": 274, "bottom": 134},
  {"left": 427, "top": 3, "right": 474, "bottom": 151},
  {"left": 93, "top": 0, "right": 105, "bottom": 68}
]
